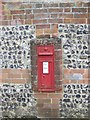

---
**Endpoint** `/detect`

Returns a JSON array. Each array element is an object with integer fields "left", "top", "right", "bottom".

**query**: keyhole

[{"left": 43, "top": 75, "right": 45, "bottom": 78}]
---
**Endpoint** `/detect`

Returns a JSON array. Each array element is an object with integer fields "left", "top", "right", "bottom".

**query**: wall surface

[
  {"left": 59, "top": 84, "right": 89, "bottom": 118},
  {"left": 0, "top": 83, "right": 37, "bottom": 118},
  {"left": 0, "top": 0, "right": 90, "bottom": 118},
  {"left": 2, "top": 0, "right": 90, "bottom": 3}
]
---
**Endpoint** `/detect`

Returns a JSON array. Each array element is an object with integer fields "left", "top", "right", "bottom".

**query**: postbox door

[{"left": 38, "top": 56, "right": 55, "bottom": 91}]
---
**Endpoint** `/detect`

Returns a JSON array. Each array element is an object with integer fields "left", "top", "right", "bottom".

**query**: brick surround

[{"left": 30, "top": 37, "right": 62, "bottom": 92}]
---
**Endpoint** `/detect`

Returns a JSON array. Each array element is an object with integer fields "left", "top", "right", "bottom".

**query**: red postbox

[{"left": 37, "top": 45, "right": 55, "bottom": 91}]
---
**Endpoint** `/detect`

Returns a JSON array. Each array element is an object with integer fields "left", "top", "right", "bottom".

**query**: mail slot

[{"left": 37, "top": 45, "right": 55, "bottom": 91}]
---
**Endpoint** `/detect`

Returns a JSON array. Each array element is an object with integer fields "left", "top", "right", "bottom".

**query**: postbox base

[{"left": 38, "top": 88, "right": 55, "bottom": 92}]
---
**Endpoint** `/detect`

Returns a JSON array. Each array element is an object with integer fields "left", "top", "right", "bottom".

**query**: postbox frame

[{"left": 37, "top": 45, "right": 55, "bottom": 92}]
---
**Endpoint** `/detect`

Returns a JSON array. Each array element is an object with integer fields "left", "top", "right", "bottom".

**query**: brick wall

[
  {"left": 0, "top": 0, "right": 2, "bottom": 19},
  {"left": 1, "top": 69, "right": 31, "bottom": 83},
  {"left": 1, "top": 2, "right": 89, "bottom": 28},
  {"left": 1, "top": 1, "right": 89, "bottom": 84},
  {"left": 0, "top": 0, "right": 90, "bottom": 118}
]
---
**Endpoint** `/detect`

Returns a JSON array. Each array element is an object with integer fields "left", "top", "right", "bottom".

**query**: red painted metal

[{"left": 37, "top": 45, "right": 55, "bottom": 91}]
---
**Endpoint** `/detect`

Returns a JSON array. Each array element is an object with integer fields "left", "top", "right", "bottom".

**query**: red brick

[
  {"left": 3, "top": 2, "right": 21, "bottom": 9},
  {"left": 0, "top": 69, "right": 2, "bottom": 74},
  {"left": 34, "top": 13, "right": 49, "bottom": 19},
  {"left": 2, "top": 9, "right": 10, "bottom": 15},
  {"left": 72, "top": 8, "right": 87, "bottom": 13},
  {"left": 76, "top": 2, "right": 83, "bottom": 7},
  {"left": 60, "top": 71, "right": 62, "bottom": 80},
  {"left": 55, "top": 50, "right": 61, "bottom": 60},
  {"left": 49, "top": 8, "right": 63, "bottom": 13},
  {"left": 51, "top": 28, "right": 58, "bottom": 34},
  {"left": 63, "top": 79, "right": 72, "bottom": 84},
  {"left": 74, "top": 13, "right": 88, "bottom": 18},
  {"left": 11, "top": 79, "right": 27, "bottom": 84},
  {"left": 83, "top": 69, "right": 89, "bottom": 79},
  {"left": 70, "top": 69, "right": 85, "bottom": 74},
  {"left": 85, "top": 2, "right": 90, "bottom": 7},
  {"left": 10, "top": 19, "right": 25, "bottom": 25},
  {"left": 64, "top": 18, "right": 71, "bottom": 23},
  {"left": 0, "top": 79, "right": 3, "bottom": 83},
  {"left": 83, "top": 79, "right": 89, "bottom": 84},
  {"left": 36, "top": 29, "right": 43, "bottom": 36},
  {"left": 2, "top": 20, "right": 10, "bottom": 25},
  {"left": 2, "top": 69, "right": 10, "bottom": 74},
  {"left": 2, "top": 73, "right": 8, "bottom": 80},
  {"left": 44, "top": 28, "right": 51, "bottom": 34},
  {"left": 87, "top": 19, "right": 90, "bottom": 24},
  {"left": 37, "top": 34, "right": 50, "bottom": 39},
  {"left": 51, "top": 14, "right": 58, "bottom": 18},
  {"left": 36, "top": 24, "right": 50, "bottom": 29},
  {"left": 43, "top": 103, "right": 59, "bottom": 110},
  {"left": 0, "top": 73, "right": 2, "bottom": 82},
  {"left": 48, "top": 93, "right": 62, "bottom": 99},
  {"left": 78, "top": 80, "right": 84, "bottom": 84},
  {"left": 26, "top": 14, "right": 34, "bottom": 19},
  {"left": 8, "top": 73, "right": 21, "bottom": 79},
  {"left": 55, "top": 75, "right": 60, "bottom": 81},
  {"left": 2, "top": 15, "right": 12, "bottom": 20},
  {"left": 64, "top": 18, "right": 86, "bottom": 24},
  {"left": 51, "top": 109, "right": 59, "bottom": 118},
  {"left": 88, "top": 8, "right": 90, "bottom": 13},
  {"left": 3, "top": 79, "right": 8, "bottom": 83},
  {"left": 60, "top": 3, "right": 75, "bottom": 7},
  {"left": 37, "top": 98, "right": 51, "bottom": 104},
  {"left": 11, "top": 10, "right": 25, "bottom": 14},
  {"left": 57, "top": 13, "right": 62, "bottom": 18},
  {"left": 63, "top": 69, "right": 71, "bottom": 74},
  {"left": 89, "top": 80, "right": 90, "bottom": 84},
  {"left": 76, "top": 2, "right": 89, "bottom": 7},
  {"left": 22, "top": 69, "right": 30, "bottom": 74},
  {"left": 34, "top": 93, "right": 48, "bottom": 99},
  {"left": 33, "top": 19, "right": 47, "bottom": 24},
  {"left": 50, "top": 24, "right": 58, "bottom": 34},
  {"left": 56, "top": 80, "right": 62, "bottom": 87},
  {"left": 0, "top": 15, "right": 3, "bottom": 21},
  {"left": 13, "top": 14, "right": 26, "bottom": 19},
  {"left": 83, "top": 73, "right": 88, "bottom": 79},
  {"left": 35, "top": 3, "right": 42, "bottom": 8},
  {"left": 48, "top": 19, "right": 63, "bottom": 23},
  {"left": 52, "top": 33, "right": 58, "bottom": 38},
  {"left": 9, "top": 69, "right": 24, "bottom": 74},
  {"left": 33, "top": 9, "right": 47, "bottom": 13},
  {"left": 52, "top": 98, "right": 59, "bottom": 104},
  {"left": 25, "top": 19, "right": 32, "bottom": 24},
  {"left": 89, "top": 14, "right": 90, "bottom": 18},
  {"left": 25, "top": 9, "right": 32, "bottom": 14},
  {"left": 60, "top": 13, "right": 73, "bottom": 18},
  {"left": 64, "top": 8, "right": 71, "bottom": 12},
  {"left": 21, "top": 74, "right": 31, "bottom": 79},
  {"left": 70, "top": 80, "right": 78, "bottom": 84},
  {"left": 20, "top": 4, "right": 32, "bottom": 9},
  {"left": 44, "top": 3, "right": 58, "bottom": 7},
  {"left": 0, "top": 2, "right": 2, "bottom": 15},
  {"left": 70, "top": 18, "right": 86, "bottom": 24}
]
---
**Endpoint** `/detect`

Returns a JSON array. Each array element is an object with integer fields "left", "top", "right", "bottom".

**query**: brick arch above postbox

[{"left": 30, "top": 37, "right": 62, "bottom": 92}]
